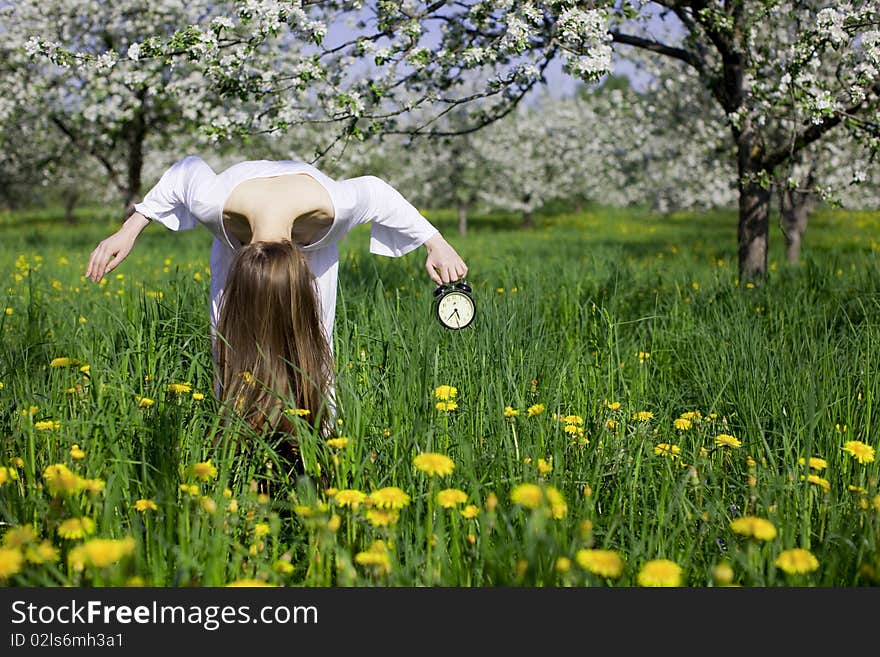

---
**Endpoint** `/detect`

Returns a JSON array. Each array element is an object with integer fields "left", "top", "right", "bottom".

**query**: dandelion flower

[
  {"left": 712, "top": 562, "right": 735, "bottom": 586},
  {"left": 166, "top": 382, "right": 192, "bottom": 394},
  {"left": 50, "top": 357, "right": 79, "bottom": 368},
  {"left": 25, "top": 541, "right": 59, "bottom": 565},
  {"left": 434, "top": 385, "right": 457, "bottom": 400},
  {"left": 190, "top": 460, "right": 218, "bottom": 481},
  {"left": 673, "top": 418, "right": 692, "bottom": 431},
  {"left": 134, "top": 499, "right": 158, "bottom": 513},
  {"left": 435, "top": 400, "right": 458, "bottom": 412},
  {"left": 68, "top": 537, "right": 135, "bottom": 570},
  {"left": 575, "top": 549, "right": 624, "bottom": 579},
  {"left": 436, "top": 488, "right": 468, "bottom": 508},
  {"left": 413, "top": 452, "right": 455, "bottom": 477},
  {"left": 191, "top": 392, "right": 205, "bottom": 401},
  {"left": 326, "top": 437, "right": 349, "bottom": 449},
  {"left": 81, "top": 478, "right": 105, "bottom": 494},
  {"left": 460, "top": 504, "right": 479, "bottom": 519},
  {"left": 654, "top": 443, "right": 681, "bottom": 459},
  {"left": 715, "top": 434, "right": 742, "bottom": 448},
  {"left": 57, "top": 517, "right": 97, "bottom": 540},
  {"left": 843, "top": 440, "right": 875, "bottom": 464},
  {"left": 368, "top": 487, "right": 411, "bottom": 509},
  {"left": 355, "top": 541, "right": 392, "bottom": 575},
  {"left": 43, "top": 464, "right": 83, "bottom": 495},
  {"left": 504, "top": 406, "right": 520, "bottom": 417},
  {"left": 366, "top": 509, "right": 400, "bottom": 527},
  {"left": 680, "top": 411, "right": 701, "bottom": 421},
  {"left": 254, "top": 523, "right": 271, "bottom": 538},
  {"left": 334, "top": 489, "right": 367, "bottom": 509},
  {"left": 3, "top": 526, "right": 37, "bottom": 549},
  {"left": 633, "top": 411, "right": 653, "bottom": 422},
  {"left": 798, "top": 456, "right": 827, "bottom": 470},
  {"left": 527, "top": 404, "right": 545, "bottom": 417},
  {"left": 775, "top": 548, "right": 819, "bottom": 575},
  {"left": 556, "top": 557, "right": 572, "bottom": 573},
  {"left": 0, "top": 548, "right": 24, "bottom": 579},
  {"left": 605, "top": 400, "right": 621, "bottom": 411},
  {"left": 0, "top": 466, "right": 20, "bottom": 486},
  {"left": 637, "top": 559, "right": 683, "bottom": 587},
  {"left": 70, "top": 444, "right": 85, "bottom": 460},
  {"left": 225, "top": 579, "right": 277, "bottom": 587},
  {"left": 273, "top": 560, "right": 295, "bottom": 575},
  {"left": 34, "top": 420, "right": 60, "bottom": 431},
  {"left": 606, "top": 419, "right": 618, "bottom": 430},
  {"left": 562, "top": 414, "right": 584, "bottom": 426},
  {"left": 546, "top": 486, "right": 568, "bottom": 519},
  {"left": 510, "top": 483, "right": 543, "bottom": 509},
  {"left": 536, "top": 458, "right": 553, "bottom": 475},
  {"left": 284, "top": 408, "right": 310, "bottom": 417},
  {"left": 179, "top": 484, "right": 199, "bottom": 497},
  {"left": 137, "top": 397, "right": 155, "bottom": 408},
  {"left": 801, "top": 474, "right": 831, "bottom": 492},
  {"left": 730, "top": 516, "right": 778, "bottom": 541}
]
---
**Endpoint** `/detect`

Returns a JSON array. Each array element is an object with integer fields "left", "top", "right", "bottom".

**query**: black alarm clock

[{"left": 433, "top": 281, "right": 476, "bottom": 330}]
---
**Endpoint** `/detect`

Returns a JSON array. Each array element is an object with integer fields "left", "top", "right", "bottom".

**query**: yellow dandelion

[
  {"left": 25, "top": 540, "right": 59, "bottom": 565},
  {"left": 654, "top": 443, "right": 681, "bottom": 459},
  {"left": 510, "top": 483, "right": 543, "bottom": 509},
  {"left": 527, "top": 403, "right": 545, "bottom": 417},
  {"left": 43, "top": 464, "right": 83, "bottom": 495},
  {"left": 79, "top": 365, "right": 90, "bottom": 375},
  {"left": 435, "top": 400, "right": 458, "bottom": 412},
  {"left": 546, "top": 486, "right": 567, "bottom": 519},
  {"left": 413, "top": 452, "right": 455, "bottom": 477},
  {"left": 355, "top": 541, "right": 392, "bottom": 575},
  {"left": 334, "top": 489, "right": 367, "bottom": 509},
  {"left": 434, "top": 385, "right": 458, "bottom": 400},
  {"left": 134, "top": 499, "right": 158, "bottom": 513},
  {"left": 191, "top": 392, "right": 205, "bottom": 401},
  {"left": 285, "top": 408, "right": 311, "bottom": 417},
  {"left": 0, "top": 547, "right": 24, "bottom": 579},
  {"left": 137, "top": 397, "right": 155, "bottom": 408},
  {"left": 843, "top": 440, "right": 875, "bottom": 464},
  {"left": 673, "top": 418, "right": 692, "bottom": 431},
  {"left": 57, "top": 517, "right": 97, "bottom": 540},
  {"left": 575, "top": 549, "right": 625, "bottom": 579},
  {"left": 253, "top": 523, "right": 271, "bottom": 538},
  {"left": 606, "top": 419, "right": 618, "bottom": 430},
  {"left": 536, "top": 458, "right": 553, "bottom": 475},
  {"left": 436, "top": 488, "right": 468, "bottom": 508},
  {"left": 633, "top": 411, "right": 653, "bottom": 422},
  {"left": 68, "top": 537, "right": 135, "bottom": 570},
  {"left": 562, "top": 414, "right": 584, "bottom": 425},
  {"left": 34, "top": 420, "right": 60, "bottom": 431},
  {"left": 225, "top": 579, "right": 277, "bottom": 587},
  {"left": 715, "top": 434, "right": 742, "bottom": 448},
  {"left": 200, "top": 497, "right": 217, "bottom": 514},
  {"left": 801, "top": 474, "right": 831, "bottom": 492},
  {"left": 3, "top": 526, "right": 38, "bottom": 549},
  {"left": 0, "top": 466, "right": 20, "bottom": 486},
  {"left": 637, "top": 559, "right": 683, "bottom": 587},
  {"left": 273, "top": 560, "right": 295, "bottom": 575},
  {"left": 366, "top": 509, "right": 400, "bottom": 527},
  {"left": 849, "top": 485, "right": 868, "bottom": 495},
  {"left": 460, "top": 504, "right": 479, "bottom": 519},
  {"left": 605, "top": 400, "right": 621, "bottom": 411},
  {"left": 712, "top": 562, "right": 735, "bottom": 586},
  {"left": 680, "top": 411, "right": 701, "bottom": 421},
  {"left": 556, "top": 557, "right": 572, "bottom": 573},
  {"left": 798, "top": 456, "right": 827, "bottom": 470},
  {"left": 190, "top": 460, "right": 218, "bottom": 482},
  {"left": 730, "top": 516, "right": 778, "bottom": 541},
  {"left": 327, "top": 437, "right": 349, "bottom": 449},
  {"left": 504, "top": 406, "right": 520, "bottom": 417},
  {"left": 775, "top": 548, "right": 819, "bottom": 575},
  {"left": 637, "top": 351, "right": 651, "bottom": 363},
  {"left": 50, "top": 357, "right": 79, "bottom": 368},
  {"left": 368, "top": 487, "right": 411, "bottom": 509},
  {"left": 166, "top": 382, "right": 192, "bottom": 394},
  {"left": 179, "top": 484, "right": 199, "bottom": 497},
  {"left": 872, "top": 495, "right": 880, "bottom": 512},
  {"left": 80, "top": 478, "right": 105, "bottom": 494},
  {"left": 69, "top": 444, "right": 86, "bottom": 460}
]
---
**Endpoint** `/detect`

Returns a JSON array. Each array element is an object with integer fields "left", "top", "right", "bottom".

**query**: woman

[{"left": 85, "top": 155, "right": 468, "bottom": 451}]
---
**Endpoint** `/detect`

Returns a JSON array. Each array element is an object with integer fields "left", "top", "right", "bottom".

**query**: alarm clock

[{"left": 433, "top": 281, "right": 476, "bottom": 330}]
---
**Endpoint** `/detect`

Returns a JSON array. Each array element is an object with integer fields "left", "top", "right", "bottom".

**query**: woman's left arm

[{"left": 346, "top": 175, "right": 468, "bottom": 284}]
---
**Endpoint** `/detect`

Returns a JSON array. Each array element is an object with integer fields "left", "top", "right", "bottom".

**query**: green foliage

[{"left": 0, "top": 204, "right": 879, "bottom": 587}]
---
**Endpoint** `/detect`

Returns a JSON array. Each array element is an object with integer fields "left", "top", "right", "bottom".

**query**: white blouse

[{"left": 133, "top": 155, "right": 439, "bottom": 345}]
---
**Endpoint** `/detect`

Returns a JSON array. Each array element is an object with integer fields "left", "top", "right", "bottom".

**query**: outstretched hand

[
  {"left": 424, "top": 233, "right": 468, "bottom": 285},
  {"left": 85, "top": 212, "right": 151, "bottom": 282}
]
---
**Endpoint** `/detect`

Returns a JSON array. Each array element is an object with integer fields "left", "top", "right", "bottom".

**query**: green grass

[{"left": 0, "top": 202, "right": 879, "bottom": 587}]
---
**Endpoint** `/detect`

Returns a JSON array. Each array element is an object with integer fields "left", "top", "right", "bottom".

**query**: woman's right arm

[{"left": 85, "top": 211, "right": 151, "bottom": 283}]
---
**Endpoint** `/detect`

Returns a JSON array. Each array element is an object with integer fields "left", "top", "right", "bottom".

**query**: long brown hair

[{"left": 215, "top": 240, "right": 333, "bottom": 456}]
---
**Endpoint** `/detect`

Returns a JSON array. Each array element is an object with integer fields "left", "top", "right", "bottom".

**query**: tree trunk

[
  {"left": 63, "top": 191, "right": 79, "bottom": 224},
  {"left": 779, "top": 187, "right": 815, "bottom": 264},
  {"left": 122, "top": 90, "right": 148, "bottom": 211},
  {"left": 458, "top": 202, "right": 468, "bottom": 236},
  {"left": 522, "top": 208, "right": 533, "bottom": 229},
  {"left": 737, "top": 123, "right": 770, "bottom": 283}
]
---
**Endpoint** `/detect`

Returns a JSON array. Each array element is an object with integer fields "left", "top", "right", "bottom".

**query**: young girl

[{"left": 85, "top": 155, "right": 468, "bottom": 450}]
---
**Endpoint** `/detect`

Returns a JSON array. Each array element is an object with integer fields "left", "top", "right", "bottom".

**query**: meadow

[{"left": 1, "top": 202, "right": 879, "bottom": 587}]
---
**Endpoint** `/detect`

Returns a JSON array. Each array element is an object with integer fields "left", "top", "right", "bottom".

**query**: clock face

[{"left": 437, "top": 290, "right": 475, "bottom": 329}]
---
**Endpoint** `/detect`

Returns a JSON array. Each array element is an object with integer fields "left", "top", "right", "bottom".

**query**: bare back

[{"left": 222, "top": 173, "right": 334, "bottom": 245}]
